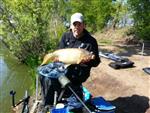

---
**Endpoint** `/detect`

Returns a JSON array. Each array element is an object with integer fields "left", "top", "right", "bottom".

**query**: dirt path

[{"left": 84, "top": 45, "right": 150, "bottom": 113}]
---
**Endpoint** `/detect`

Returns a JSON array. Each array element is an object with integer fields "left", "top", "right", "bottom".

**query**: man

[
  {"left": 39, "top": 12, "right": 100, "bottom": 113},
  {"left": 58, "top": 12, "right": 100, "bottom": 84}
]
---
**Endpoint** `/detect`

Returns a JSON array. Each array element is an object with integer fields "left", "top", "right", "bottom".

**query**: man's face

[{"left": 71, "top": 21, "right": 85, "bottom": 38}]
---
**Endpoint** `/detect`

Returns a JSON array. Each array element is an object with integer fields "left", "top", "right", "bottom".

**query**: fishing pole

[{"left": 58, "top": 75, "right": 93, "bottom": 113}]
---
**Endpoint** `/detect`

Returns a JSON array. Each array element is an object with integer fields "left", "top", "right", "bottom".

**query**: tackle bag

[
  {"left": 143, "top": 67, "right": 150, "bottom": 75},
  {"left": 109, "top": 61, "right": 134, "bottom": 69}
]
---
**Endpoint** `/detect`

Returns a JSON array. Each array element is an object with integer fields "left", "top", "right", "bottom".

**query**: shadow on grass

[{"left": 109, "top": 95, "right": 149, "bottom": 113}]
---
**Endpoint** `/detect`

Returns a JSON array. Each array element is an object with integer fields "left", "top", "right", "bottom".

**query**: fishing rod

[
  {"left": 10, "top": 90, "right": 30, "bottom": 113},
  {"left": 58, "top": 75, "right": 93, "bottom": 113}
]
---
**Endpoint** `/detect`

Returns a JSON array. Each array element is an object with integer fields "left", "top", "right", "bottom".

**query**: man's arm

[{"left": 83, "top": 38, "right": 100, "bottom": 67}]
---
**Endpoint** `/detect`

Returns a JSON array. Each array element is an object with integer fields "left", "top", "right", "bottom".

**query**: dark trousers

[{"left": 39, "top": 75, "right": 83, "bottom": 106}]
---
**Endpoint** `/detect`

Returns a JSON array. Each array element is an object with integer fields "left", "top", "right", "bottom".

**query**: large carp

[{"left": 41, "top": 48, "right": 95, "bottom": 66}]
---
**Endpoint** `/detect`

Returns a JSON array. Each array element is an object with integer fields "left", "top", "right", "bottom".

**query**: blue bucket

[{"left": 51, "top": 107, "right": 69, "bottom": 113}]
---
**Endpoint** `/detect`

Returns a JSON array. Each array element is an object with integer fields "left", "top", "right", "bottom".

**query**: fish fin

[
  {"left": 77, "top": 60, "right": 81, "bottom": 64},
  {"left": 40, "top": 53, "right": 54, "bottom": 66}
]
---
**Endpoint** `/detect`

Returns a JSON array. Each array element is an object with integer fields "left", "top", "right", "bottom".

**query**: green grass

[{"left": 98, "top": 39, "right": 113, "bottom": 45}]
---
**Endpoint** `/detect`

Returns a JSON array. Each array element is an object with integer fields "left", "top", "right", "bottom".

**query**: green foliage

[
  {"left": 66, "top": 0, "right": 113, "bottom": 32},
  {"left": 1, "top": 0, "right": 116, "bottom": 67},
  {"left": 128, "top": 0, "right": 150, "bottom": 40},
  {"left": 66, "top": 0, "right": 128, "bottom": 32},
  {"left": 2, "top": 0, "right": 149, "bottom": 68},
  {"left": 111, "top": 1, "right": 128, "bottom": 29},
  {"left": 1, "top": 0, "right": 66, "bottom": 67}
]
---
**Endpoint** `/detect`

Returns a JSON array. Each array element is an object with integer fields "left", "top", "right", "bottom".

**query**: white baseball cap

[{"left": 70, "top": 13, "right": 84, "bottom": 25}]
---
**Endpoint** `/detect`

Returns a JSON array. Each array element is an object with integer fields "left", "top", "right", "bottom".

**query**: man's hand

[
  {"left": 80, "top": 57, "right": 91, "bottom": 64},
  {"left": 53, "top": 57, "right": 59, "bottom": 62}
]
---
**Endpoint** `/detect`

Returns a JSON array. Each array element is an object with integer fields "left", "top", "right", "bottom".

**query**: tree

[
  {"left": 111, "top": 0, "right": 128, "bottom": 29},
  {"left": 0, "top": 0, "right": 66, "bottom": 67},
  {"left": 128, "top": 0, "right": 150, "bottom": 40},
  {"left": 66, "top": 0, "right": 113, "bottom": 32}
]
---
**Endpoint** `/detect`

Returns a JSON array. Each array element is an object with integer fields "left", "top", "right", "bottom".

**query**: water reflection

[{"left": 0, "top": 56, "right": 9, "bottom": 87}]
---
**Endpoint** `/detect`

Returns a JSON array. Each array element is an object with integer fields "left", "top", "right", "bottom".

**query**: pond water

[{"left": 0, "top": 41, "right": 33, "bottom": 113}]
